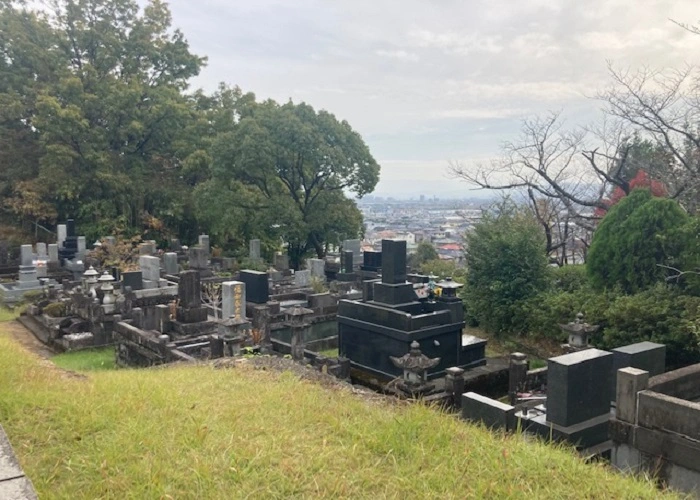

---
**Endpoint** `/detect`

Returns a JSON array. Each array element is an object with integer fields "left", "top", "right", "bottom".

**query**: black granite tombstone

[
  {"left": 0, "top": 240, "right": 7, "bottom": 266},
  {"left": 547, "top": 349, "right": 613, "bottom": 427},
  {"left": 58, "top": 218, "right": 79, "bottom": 263},
  {"left": 381, "top": 239, "right": 406, "bottom": 284},
  {"left": 121, "top": 271, "right": 143, "bottom": 291},
  {"left": 611, "top": 341, "right": 665, "bottom": 396},
  {"left": 240, "top": 270, "right": 269, "bottom": 304},
  {"left": 361, "top": 251, "right": 382, "bottom": 272},
  {"left": 342, "top": 251, "right": 354, "bottom": 274},
  {"left": 176, "top": 270, "right": 208, "bottom": 323},
  {"left": 338, "top": 239, "right": 482, "bottom": 380}
]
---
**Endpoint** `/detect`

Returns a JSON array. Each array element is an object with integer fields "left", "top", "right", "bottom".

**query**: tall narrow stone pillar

[{"left": 508, "top": 352, "right": 528, "bottom": 405}]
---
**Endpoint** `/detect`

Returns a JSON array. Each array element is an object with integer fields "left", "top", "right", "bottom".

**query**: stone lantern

[
  {"left": 436, "top": 277, "right": 463, "bottom": 302},
  {"left": 285, "top": 305, "right": 314, "bottom": 361},
  {"left": 390, "top": 341, "right": 441, "bottom": 394},
  {"left": 82, "top": 266, "right": 99, "bottom": 299},
  {"left": 560, "top": 312, "right": 600, "bottom": 350},
  {"left": 98, "top": 271, "right": 116, "bottom": 313}
]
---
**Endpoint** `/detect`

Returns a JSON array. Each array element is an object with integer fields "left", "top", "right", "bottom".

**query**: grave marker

[
  {"left": 163, "top": 252, "right": 178, "bottom": 275},
  {"left": 222, "top": 281, "right": 246, "bottom": 320}
]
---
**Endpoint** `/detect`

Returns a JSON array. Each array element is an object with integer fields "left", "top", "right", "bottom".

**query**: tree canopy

[
  {"left": 587, "top": 189, "right": 698, "bottom": 294},
  {"left": 0, "top": 0, "right": 206, "bottom": 240},
  {"left": 0, "top": 1, "right": 379, "bottom": 258},
  {"left": 206, "top": 99, "right": 379, "bottom": 268},
  {"left": 464, "top": 203, "right": 550, "bottom": 335}
]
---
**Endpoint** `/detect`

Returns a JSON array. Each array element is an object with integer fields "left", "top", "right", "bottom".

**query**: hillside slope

[{"left": 0, "top": 323, "right": 671, "bottom": 499}]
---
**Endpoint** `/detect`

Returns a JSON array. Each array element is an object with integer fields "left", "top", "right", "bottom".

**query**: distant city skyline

[{"left": 163, "top": 0, "right": 700, "bottom": 197}]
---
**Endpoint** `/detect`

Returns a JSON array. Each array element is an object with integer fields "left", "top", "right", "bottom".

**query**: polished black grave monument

[{"left": 338, "top": 239, "right": 485, "bottom": 380}]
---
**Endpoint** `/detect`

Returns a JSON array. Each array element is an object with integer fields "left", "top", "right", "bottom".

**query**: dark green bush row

[{"left": 525, "top": 279, "right": 700, "bottom": 369}]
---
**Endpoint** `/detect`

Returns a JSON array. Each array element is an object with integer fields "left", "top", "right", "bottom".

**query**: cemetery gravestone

[
  {"left": 361, "top": 251, "right": 382, "bottom": 272},
  {"left": 198, "top": 235, "right": 210, "bottom": 255},
  {"left": 240, "top": 270, "right": 269, "bottom": 304},
  {"left": 222, "top": 281, "right": 246, "bottom": 320},
  {"left": 309, "top": 258, "right": 325, "bottom": 279},
  {"left": 295, "top": 269, "right": 311, "bottom": 287},
  {"left": 176, "top": 271, "right": 208, "bottom": 323},
  {"left": 57, "top": 224, "right": 67, "bottom": 248},
  {"left": 139, "top": 255, "right": 161, "bottom": 287},
  {"left": 610, "top": 341, "right": 665, "bottom": 397},
  {"left": 382, "top": 239, "right": 407, "bottom": 284},
  {"left": 58, "top": 219, "right": 78, "bottom": 263},
  {"left": 36, "top": 243, "right": 47, "bottom": 260},
  {"left": 77, "top": 236, "right": 86, "bottom": 256},
  {"left": 163, "top": 252, "right": 179, "bottom": 275},
  {"left": 121, "top": 271, "right": 143, "bottom": 291},
  {"left": 188, "top": 247, "right": 208, "bottom": 270},
  {"left": 0, "top": 241, "right": 7, "bottom": 265},
  {"left": 48, "top": 244, "right": 59, "bottom": 263},
  {"left": 342, "top": 239, "right": 362, "bottom": 267},
  {"left": 249, "top": 239, "right": 261, "bottom": 260},
  {"left": 342, "top": 251, "right": 354, "bottom": 274},
  {"left": 20, "top": 245, "right": 33, "bottom": 267},
  {"left": 547, "top": 349, "right": 613, "bottom": 427},
  {"left": 273, "top": 253, "right": 289, "bottom": 271}
]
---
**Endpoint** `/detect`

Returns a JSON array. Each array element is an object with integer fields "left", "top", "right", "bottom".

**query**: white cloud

[
  {"left": 433, "top": 108, "right": 529, "bottom": 120},
  {"left": 444, "top": 80, "right": 588, "bottom": 102},
  {"left": 375, "top": 49, "right": 420, "bottom": 62},
  {"left": 409, "top": 29, "right": 503, "bottom": 55},
  {"left": 510, "top": 33, "right": 561, "bottom": 58},
  {"left": 161, "top": 0, "right": 700, "bottom": 196}
]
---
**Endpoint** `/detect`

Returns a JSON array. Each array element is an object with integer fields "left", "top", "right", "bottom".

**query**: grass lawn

[
  {"left": 317, "top": 347, "right": 339, "bottom": 358},
  {"left": 52, "top": 347, "right": 116, "bottom": 372},
  {"left": 0, "top": 326, "right": 671, "bottom": 499},
  {"left": 0, "top": 307, "right": 19, "bottom": 322}
]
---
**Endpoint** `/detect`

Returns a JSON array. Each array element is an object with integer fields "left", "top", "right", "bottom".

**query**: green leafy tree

[
  {"left": 210, "top": 99, "right": 379, "bottom": 269},
  {"left": 0, "top": 0, "right": 205, "bottom": 240},
  {"left": 587, "top": 189, "right": 696, "bottom": 294},
  {"left": 464, "top": 204, "right": 550, "bottom": 335},
  {"left": 409, "top": 241, "right": 438, "bottom": 269},
  {"left": 418, "top": 259, "right": 466, "bottom": 283}
]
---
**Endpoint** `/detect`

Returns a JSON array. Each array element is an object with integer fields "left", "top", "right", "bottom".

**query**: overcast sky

[{"left": 165, "top": 0, "right": 700, "bottom": 198}]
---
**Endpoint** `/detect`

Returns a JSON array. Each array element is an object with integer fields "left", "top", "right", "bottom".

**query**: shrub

[
  {"left": 587, "top": 189, "right": 694, "bottom": 294},
  {"left": 551, "top": 265, "right": 588, "bottom": 293},
  {"left": 524, "top": 285, "right": 614, "bottom": 339},
  {"left": 43, "top": 302, "right": 67, "bottom": 318},
  {"left": 464, "top": 206, "right": 549, "bottom": 335},
  {"left": 310, "top": 277, "right": 328, "bottom": 294},
  {"left": 599, "top": 284, "right": 700, "bottom": 369}
]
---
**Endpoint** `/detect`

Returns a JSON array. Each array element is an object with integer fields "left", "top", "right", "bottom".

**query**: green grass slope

[
  {"left": 0, "top": 326, "right": 670, "bottom": 499},
  {"left": 52, "top": 347, "right": 116, "bottom": 372}
]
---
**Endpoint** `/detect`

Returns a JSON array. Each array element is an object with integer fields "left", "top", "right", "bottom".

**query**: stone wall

[{"left": 611, "top": 365, "right": 700, "bottom": 496}]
